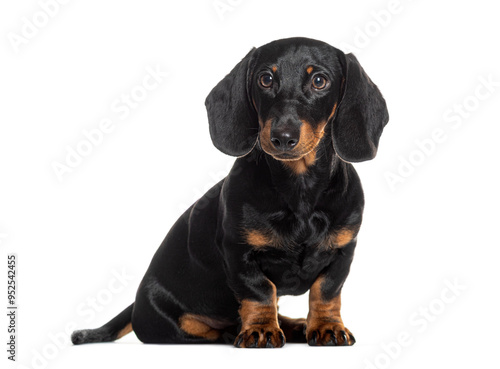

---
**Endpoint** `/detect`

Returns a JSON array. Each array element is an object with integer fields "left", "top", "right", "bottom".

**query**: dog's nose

[{"left": 270, "top": 126, "right": 300, "bottom": 151}]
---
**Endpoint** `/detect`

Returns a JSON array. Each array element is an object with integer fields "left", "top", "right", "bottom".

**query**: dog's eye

[
  {"left": 259, "top": 74, "right": 273, "bottom": 88},
  {"left": 312, "top": 75, "right": 328, "bottom": 90}
]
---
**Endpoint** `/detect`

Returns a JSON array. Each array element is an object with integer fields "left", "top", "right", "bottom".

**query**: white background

[{"left": 1, "top": 0, "right": 499, "bottom": 368}]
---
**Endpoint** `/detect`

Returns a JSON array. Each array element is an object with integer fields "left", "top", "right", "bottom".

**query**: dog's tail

[{"left": 71, "top": 303, "right": 134, "bottom": 345}]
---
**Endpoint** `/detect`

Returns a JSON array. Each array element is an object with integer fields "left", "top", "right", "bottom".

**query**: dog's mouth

[
  {"left": 271, "top": 153, "right": 302, "bottom": 161},
  {"left": 267, "top": 148, "right": 314, "bottom": 162}
]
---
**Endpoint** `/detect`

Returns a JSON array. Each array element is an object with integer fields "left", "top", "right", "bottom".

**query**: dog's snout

[{"left": 270, "top": 126, "right": 300, "bottom": 151}]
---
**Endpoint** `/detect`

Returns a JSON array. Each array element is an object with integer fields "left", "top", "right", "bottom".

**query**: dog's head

[{"left": 205, "top": 37, "right": 389, "bottom": 163}]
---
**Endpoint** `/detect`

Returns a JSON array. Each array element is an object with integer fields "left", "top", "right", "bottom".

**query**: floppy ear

[
  {"left": 205, "top": 48, "right": 259, "bottom": 157},
  {"left": 332, "top": 53, "right": 389, "bottom": 162}
]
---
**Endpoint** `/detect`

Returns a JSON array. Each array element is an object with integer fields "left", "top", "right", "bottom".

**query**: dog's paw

[
  {"left": 306, "top": 322, "right": 355, "bottom": 346},
  {"left": 234, "top": 325, "right": 285, "bottom": 348}
]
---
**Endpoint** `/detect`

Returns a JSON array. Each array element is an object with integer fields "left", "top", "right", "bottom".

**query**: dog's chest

[
  {"left": 241, "top": 203, "right": 358, "bottom": 295},
  {"left": 241, "top": 203, "right": 355, "bottom": 251},
  {"left": 256, "top": 241, "right": 334, "bottom": 296}
]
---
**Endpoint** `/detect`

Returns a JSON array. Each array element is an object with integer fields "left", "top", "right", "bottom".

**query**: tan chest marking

[
  {"left": 323, "top": 225, "right": 360, "bottom": 249},
  {"left": 243, "top": 229, "right": 281, "bottom": 249},
  {"left": 282, "top": 150, "right": 317, "bottom": 175}
]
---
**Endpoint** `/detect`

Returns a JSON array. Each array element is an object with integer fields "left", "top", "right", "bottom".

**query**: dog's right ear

[{"left": 205, "top": 48, "right": 259, "bottom": 157}]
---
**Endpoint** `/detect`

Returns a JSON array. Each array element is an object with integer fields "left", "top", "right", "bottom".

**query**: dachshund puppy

[{"left": 72, "top": 37, "right": 389, "bottom": 348}]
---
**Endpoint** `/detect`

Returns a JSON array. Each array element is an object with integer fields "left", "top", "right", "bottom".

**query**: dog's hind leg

[{"left": 278, "top": 314, "right": 307, "bottom": 343}]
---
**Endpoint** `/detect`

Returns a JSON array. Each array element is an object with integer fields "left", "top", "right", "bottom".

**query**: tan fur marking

[
  {"left": 306, "top": 276, "right": 355, "bottom": 345},
  {"left": 179, "top": 314, "right": 223, "bottom": 341},
  {"left": 244, "top": 229, "right": 271, "bottom": 248},
  {"left": 258, "top": 118, "right": 274, "bottom": 155},
  {"left": 116, "top": 322, "right": 133, "bottom": 339},
  {"left": 236, "top": 282, "right": 284, "bottom": 347},
  {"left": 272, "top": 65, "right": 277, "bottom": 72},
  {"left": 322, "top": 224, "right": 360, "bottom": 249},
  {"left": 307, "top": 276, "right": 343, "bottom": 326},
  {"left": 252, "top": 97, "right": 258, "bottom": 111},
  {"left": 282, "top": 150, "right": 316, "bottom": 175},
  {"left": 306, "top": 66, "right": 314, "bottom": 74},
  {"left": 239, "top": 283, "right": 278, "bottom": 330},
  {"left": 328, "top": 102, "right": 338, "bottom": 122},
  {"left": 239, "top": 299, "right": 279, "bottom": 331},
  {"left": 280, "top": 120, "right": 327, "bottom": 175},
  {"left": 335, "top": 229, "right": 355, "bottom": 247},
  {"left": 243, "top": 228, "right": 281, "bottom": 248}
]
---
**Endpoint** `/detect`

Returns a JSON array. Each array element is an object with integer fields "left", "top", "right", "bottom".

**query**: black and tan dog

[{"left": 72, "top": 37, "right": 388, "bottom": 348}]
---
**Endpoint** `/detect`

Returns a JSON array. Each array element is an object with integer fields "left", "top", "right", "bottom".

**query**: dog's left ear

[
  {"left": 205, "top": 48, "right": 259, "bottom": 157},
  {"left": 332, "top": 53, "right": 389, "bottom": 162}
]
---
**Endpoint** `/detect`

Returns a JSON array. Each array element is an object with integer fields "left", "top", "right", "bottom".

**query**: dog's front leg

[
  {"left": 306, "top": 242, "right": 357, "bottom": 346},
  {"left": 235, "top": 281, "right": 284, "bottom": 348},
  {"left": 224, "top": 246, "right": 285, "bottom": 348}
]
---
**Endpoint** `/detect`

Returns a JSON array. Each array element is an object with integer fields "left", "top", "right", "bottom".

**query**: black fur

[
  {"left": 72, "top": 37, "right": 388, "bottom": 347},
  {"left": 332, "top": 53, "right": 389, "bottom": 162},
  {"left": 206, "top": 48, "right": 259, "bottom": 157}
]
